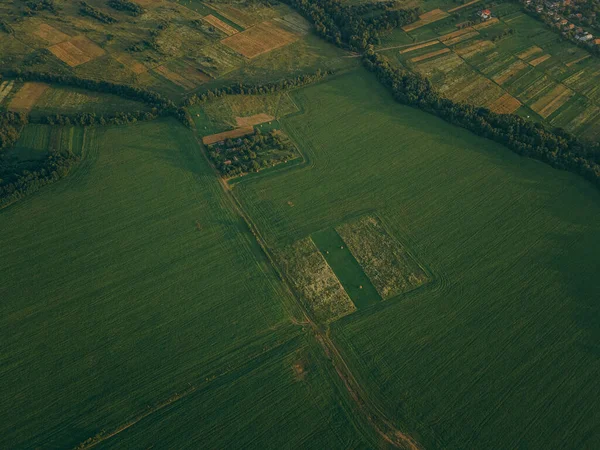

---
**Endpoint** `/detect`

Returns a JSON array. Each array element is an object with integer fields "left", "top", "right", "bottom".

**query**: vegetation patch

[
  {"left": 221, "top": 21, "right": 299, "bottom": 59},
  {"left": 206, "top": 129, "right": 299, "bottom": 177},
  {"left": 235, "top": 113, "right": 274, "bottom": 127},
  {"left": 529, "top": 54, "right": 551, "bottom": 67},
  {"left": 517, "top": 45, "right": 543, "bottom": 61},
  {"left": 492, "top": 60, "right": 528, "bottom": 85},
  {"left": 33, "top": 23, "right": 69, "bottom": 45},
  {"left": 402, "top": 9, "right": 449, "bottom": 32},
  {"left": 487, "top": 92, "right": 521, "bottom": 114},
  {"left": 204, "top": 14, "right": 239, "bottom": 36},
  {"left": 278, "top": 237, "right": 355, "bottom": 323},
  {"left": 8, "top": 82, "right": 49, "bottom": 113},
  {"left": 202, "top": 126, "right": 255, "bottom": 145},
  {"left": 399, "top": 40, "right": 440, "bottom": 54},
  {"left": 454, "top": 40, "right": 495, "bottom": 58},
  {"left": 530, "top": 84, "right": 574, "bottom": 119},
  {"left": 409, "top": 48, "right": 450, "bottom": 62},
  {"left": 0, "top": 80, "right": 15, "bottom": 105},
  {"left": 336, "top": 216, "right": 430, "bottom": 299}
]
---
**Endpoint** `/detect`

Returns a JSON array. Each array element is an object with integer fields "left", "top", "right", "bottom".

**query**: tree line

[
  {"left": 184, "top": 69, "right": 333, "bottom": 106},
  {"left": 0, "top": 112, "right": 28, "bottom": 151},
  {"left": 79, "top": 1, "right": 117, "bottom": 24},
  {"left": 108, "top": 0, "right": 144, "bottom": 17},
  {"left": 0, "top": 149, "right": 79, "bottom": 209},
  {"left": 279, "top": 0, "right": 419, "bottom": 50}
]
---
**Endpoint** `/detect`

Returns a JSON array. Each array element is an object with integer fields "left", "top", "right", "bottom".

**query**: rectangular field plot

[
  {"left": 402, "top": 9, "right": 449, "bottom": 32},
  {"left": 34, "top": 23, "right": 70, "bottom": 45},
  {"left": 8, "top": 82, "right": 49, "bottom": 113},
  {"left": 278, "top": 237, "right": 356, "bottom": 323},
  {"left": 49, "top": 35, "right": 105, "bottom": 67},
  {"left": 336, "top": 216, "right": 430, "bottom": 299},
  {"left": 312, "top": 229, "right": 381, "bottom": 309},
  {"left": 221, "top": 21, "right": 298, "bottom": 59},
  {"left": 0, "top": 80, "right": 15, "bottom": 105}
]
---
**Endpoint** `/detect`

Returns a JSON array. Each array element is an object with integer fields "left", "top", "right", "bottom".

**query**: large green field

[
  {"left": 0, "top": 119, "right": 371, "bottom": 449},
  {"left": 233, "top": 69, "right": 600, "bottom": 448}
]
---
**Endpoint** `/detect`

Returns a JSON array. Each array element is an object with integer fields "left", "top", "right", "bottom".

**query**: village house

[{"left": 478, "top": 9, "right": 492, "bottom": 20}]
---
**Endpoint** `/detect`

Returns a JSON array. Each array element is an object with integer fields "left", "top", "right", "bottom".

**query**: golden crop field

[
  {"left": 8, "top": 82, "right": 49, "bottom": 112},
  {"left": 202, "top": 126, "right": 255, "bottom": 145},
  {"left": 204, "top": 14, "right": 239, "bottom": 36},
  {"left": 221, "top": 21, "right": 298, "bottom": 59},
  {"left": 402, "top": 9, "right": 450, "bottom": 32},
  {"left": 48, "top": 35, "right": 105, "bottom": 67}
]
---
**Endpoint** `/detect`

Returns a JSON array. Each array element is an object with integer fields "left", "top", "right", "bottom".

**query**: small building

[
  {"left": 594, "top": 38, "right": 600, "bottom": 45},
  {"left": 566, "top": 23, "right": 575, "bottom": 30},
  {"left": 478, "top": 9, "right": 492, "bottom": 20},
  {"left": 560, "top": 18, "right": 568, "bottom": 25}
]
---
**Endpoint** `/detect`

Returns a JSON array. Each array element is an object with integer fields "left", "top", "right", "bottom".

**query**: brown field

[
  {"left": 49, "top": 35, "right": 105, "bottom": 67},
  {"left": 443, "top": 31, "right": 479, "bottom": 46},
  {"left": 203, "top": 126, "right": 255, "bottom": 145},
  {"left": 530, "top": 84, "right": 574, "bottom": 118},
  {"left": 454, "top": 40, "right": 494, "bottom": 58},
  {"left": 473, "top": 17, "right": 500, "bottom": 29},
  {"left": 517, "top": 45, "right": 543, "bottom": 60},
  {"left": 410, "top": 48, "right": 451, "bottom": 63},
  {"left": 439, "top": 28, "right": 475, "bottom": 42},
  {"left": 492, "top": 60, "right": 528, "bottom": 85},
  {"left": 8, "top": 82, "right": 49, "bottom": 112},
  {"left": 154, "top": 65, "right": 196, "bottom": 90},
  {"left": 209, "top": 4, "right": 256, "bottom": 28},
  {"left": 399, "top": 40, "right": 440, "bottom": 54},
  {"left": 487, "top": 93, "right": 521, "bottom": 114},
  {"left": 235, "top": 113, "right": 274, "bottom": 127},
  {"left": 34, "top": 23, "right": 69, "bottom": 45},
  {"left": 415, "top": 52, "right": 464, "bottom": 75},
  {"left": 448, "top": 0, "right": 481, "bottom": 12},
  {"left": 221, "top": 21, "right": 298, "bottom": 59},
  {"left": 204, "top": 15, "right": 238, "bottom": 36},
  {"left": 0, "top": 80, "right": 15, "bottom": 104},
  {"left": 114, "top": 53, "right": 147, "bottom": 75},
  {"left": 566, "top": 54, "right": 590, "bottom": 67},
  {"left": 403, "top": 9, "right": 450, "bottom": 32},
  {"left": 529, "top": 54, "right": 551, "bottom": 66}
]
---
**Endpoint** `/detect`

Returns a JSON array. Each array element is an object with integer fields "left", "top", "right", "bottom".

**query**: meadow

[
  {"left": 234, "top": 69, "right": 600, "bottom": 449},
  {"left": 0, "top": 119, "right": 371, "bottom": 449}
]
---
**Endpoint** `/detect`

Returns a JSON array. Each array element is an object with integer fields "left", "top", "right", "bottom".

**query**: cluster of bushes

[
  {"left": 185, "top": 70, "right": 333, "bottom": 105},
  {"left": 79, "top": 1, "right": 117, "bottom": 24},
  {"left": 107, "top": 0, "right": 144, "bottom": 16},
  {"left": 0, "top": 149, "right": 79, "bottom": 209},
  {"left": 0, "top": 112, "right": 28, "bottom": 151},
  {"left": 0, "top": 19, "right": 14, "bottom": 34},
  {"left": 363, "top": 50, "right": 600, "bottom": 187},
  {"left": 280, "top": 0, "right": 419, "bottom": 50},
  {"left": 208, "top": 131, "right": 297, "bottom": 177},
  {"left": 23, "top": 0, "right": 56, "bottom": 15}
]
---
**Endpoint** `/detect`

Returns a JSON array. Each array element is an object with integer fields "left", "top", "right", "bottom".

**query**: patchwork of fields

[{"left": 383, "top": 0, "right": 600, "bottom": 139}]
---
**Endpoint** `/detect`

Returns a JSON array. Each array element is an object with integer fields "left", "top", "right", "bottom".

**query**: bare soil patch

[
  {"left": 8, "top": 82, "right": 49, "bottom": 112},
  {"left": 221, "top": 21, "right": 298, "bottom": 58},
  {"left": 202, "top": 126, "right": 255, "bottom": 145},
  {"left": 49, "top": 35, "right": 105, "bottom": 67},
  {"left": 34, "top": 23, "right": 69, "bottom": 45}
]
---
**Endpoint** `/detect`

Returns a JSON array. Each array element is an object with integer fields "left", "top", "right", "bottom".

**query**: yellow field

[
  {"left": 34, "top": 23, "right": 69, "bottom": 45},
  {"left": 402, "top": 9, "right": 450, "bottom": 32},
  {"left": 410, "top": 48, "right": 451, "bottom": 63},
  {"left": 492, "top": 60, "right": 528, "bottom": 85},
  {"left": 204, "top": 15, "right": 238, "bottom": 36},
  {"left": 49, "top": 35, "right": 105, "bottom": 67},
  {"left": 399, "top": 41, "right": 440, "bottom": 54},
  {"left": 443, "top": 31, "right": 479, "bottom": 46},
  {"left": 439, "top": 28, "right": 475, "bottom": 43},
  {"left": 154, "top": 65, "right": 196, "bottom": 90},
  {"left": 529, "top": 54, "right": 551, "bottom": 66},
  {"left": 566, "top": 54, "right": 591, "bottom": 67},
  {"left": 454, "top": 40, "right": 494, "bottom": 58},
  {"left": 448, "top": 0, "right": 481, "bottom": 12},
  {"left": 517, "top": 46, "right": 543, "bottom": 60},
  {"left": 473, "top": 17, "right": 500, "bottom": 29},
  {"left": 8, "top": 82, "right": 49, "bottom": 112},
  {"left": 202, "top": 126, "right": 255, "bottom": 145},
  {"left": 530, "top": 84, "right": 574, "bottom": 118},
  {"left": 487, "top": 93, "right": 521, "bottom": 114},
  {"left": 221, "top": 21, "right": 298, "bottom": 58},
  {"left": 235, "top": 113, "right": 274, "bottom": 127}
]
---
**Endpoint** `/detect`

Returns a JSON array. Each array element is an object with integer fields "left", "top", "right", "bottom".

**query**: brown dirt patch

[
  {"left": 34, "top": 23, "right": 70, "bottom": 45},
  {"left": 203, "top": 126, "right": 255, "bottom": 145},
  {"left": 399, "top": 40, "right": 440, "bottom": 54},
  {"left": 473, "top": 17, "right": 500, "bottom": 29},
  {"left": 204, "top": 14, "right": 238, "bottom": 36},
  {"left": 517, "top": 45, "right": 543, "bottom": 60},
  {"left": 8, "top": 82, "right": 50, "bottom": 112},
  {"left": 487, "top": 93, "right": 521, "bottom": 114},
  {"left": 448, "top": 0, "right": 481, "bottom": 12},
  {"left": 529, "top": 54, "right": 551, "bottom": 67},
  {"left": 235, "top": 113, "right": 274, "bottom": 127},
  {"left": 566, "top": 54, "right": 590, "bottom": 67},
  {"left": 410, "top": 48, "right": 450, "bottom": 63},
  {"left": 221, "top": 21, "right": 298, "bottom": 59},
  {"left": 49, "top": 35, "right": 105, "bottom": 67},
  {"left": 439, "top": 27, "right": 475, "bottom": 43},
  {"left": 403, "top": 9, "right": 450, "bottom": 32}
]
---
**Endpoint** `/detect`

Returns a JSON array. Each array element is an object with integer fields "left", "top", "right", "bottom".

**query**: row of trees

[
  {"left": 363, "top": 50, "right": 600, "bottom": 187},
  {"left": 36, "top": 111, "right": 159, "bottom": 127},
  {"left": 108, "top": 0, "right": 144, "bottom": 16},
  {"left": 0, "top": 150, "right": 79, "bottom": 209},
  {"left": 280, "top": 0, "right": 419, "bottom": 50},
  {"left": 184, "top": 69, "right": 333, "bottom": 105},
  {"left": 79, "top": 1, "right": 117, "bottom": 24}
]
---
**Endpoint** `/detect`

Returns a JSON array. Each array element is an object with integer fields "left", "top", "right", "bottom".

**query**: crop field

[
  {"left": 8, "top": 82, "right": 50, "bottom": 113},
  {"left": 234, "top": 69, "right": 600, "bottom": 449},
  {"left": 33, "top": 23, "right": 70, "bottom": 45},
  {"left": 0, "top": 80, "right": 15, "bottom": 105},
  {"left": 221, "top": 21, "right": 299, "bottom": 59},
  {"left": 402, "top": 9, "right": 450, "bottom": 32},
  {"left": 204, "top": 14, "right": 239, "bottom": 36},
  {"left": 0, "top": 119, "right": 372, "bottom": 449},
  {"left": 202, "top": 126, "right": 255, "bottom": 145},
  {"left": 48, "top": 35, "right": 106, "bottom": 68}
]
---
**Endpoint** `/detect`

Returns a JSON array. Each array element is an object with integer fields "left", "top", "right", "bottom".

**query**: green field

[
  {"left": 233, "top": 69, "right": 600, "bottom": 449},
  {"left": 0, "top": 119, "right": 371, "bottom": 449}
]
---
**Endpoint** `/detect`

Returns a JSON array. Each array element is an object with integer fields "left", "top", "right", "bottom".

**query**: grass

[
  {"left": 0, "top": 119, "right": 369, "bottom": 449},
  {"left": 311, "top": 228, "right": 381, "bottom": 309},
  {"left": 233, "top": 68, "right": 600, "bottom": 449}
]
